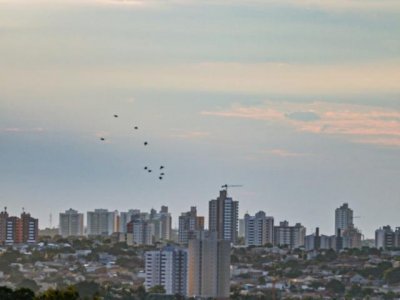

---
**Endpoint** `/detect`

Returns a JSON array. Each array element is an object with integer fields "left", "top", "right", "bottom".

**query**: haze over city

[{"left": 1, "top": 0, "right": 400, "bottom": 238}]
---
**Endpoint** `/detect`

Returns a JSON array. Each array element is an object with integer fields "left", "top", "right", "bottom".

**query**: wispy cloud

[
  {"left": 202, "top": 102, "right": 400, "bottom": 148},
  {"left": 170, "top": 129, "right": 210, "bottom": 139}
]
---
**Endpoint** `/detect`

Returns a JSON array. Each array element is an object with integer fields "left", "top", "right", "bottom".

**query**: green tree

[
  {"left": 35, "top": 286, "right": 79, "bottom": 300},
  {"left": 0, "top": 286, "right": 13, "bottom": 300},
  {"left": 148, "top": 285, "right": 166, "bottom": 294},
  {"left": 74, "top": 281, "right": 100, "bottom": 298},
  {"left": 13, "top": 288, "right": 35, "bottom": 300}
]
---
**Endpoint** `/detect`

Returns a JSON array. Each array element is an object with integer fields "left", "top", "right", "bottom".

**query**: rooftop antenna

[{"left": 49, "top": 213, "right": 53, "bottom": 228}]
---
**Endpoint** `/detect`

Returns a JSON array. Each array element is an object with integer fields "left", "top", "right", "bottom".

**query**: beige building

[{"left": 188, "top": 235, "right": 230, "bottom": 299}]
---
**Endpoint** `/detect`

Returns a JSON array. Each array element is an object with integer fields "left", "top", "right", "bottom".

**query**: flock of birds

[{"left": 99, "top": 114, "right": 166, "bottom": 181}]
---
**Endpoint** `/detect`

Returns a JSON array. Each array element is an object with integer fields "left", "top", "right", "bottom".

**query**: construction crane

[{"left": 221, "top": 184, "right": 243, "bottom": 193}]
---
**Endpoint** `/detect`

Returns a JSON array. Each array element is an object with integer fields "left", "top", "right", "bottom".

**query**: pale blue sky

[{"left": 1, "top": 0, "right": 400, "bottom": 237}]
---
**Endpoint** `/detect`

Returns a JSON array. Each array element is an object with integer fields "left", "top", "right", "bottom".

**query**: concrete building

[
  {"left": 178, "top": 206, "right": 204, "bottom": 245},
  {"left": 127, "top": 218, "right": 154, "bottom": 246},
  {"left": 148, "top": 206, "right": 172, "bottom": 242},
  {"left": 0, "top": 208, "right": 9, "bottom": 244},
  {"left": 87, "top": 209, "right": 118, "bottom": 236},
  {"left": 342, "top": 226, "right": 362, "bottom": 249},
  {"left": 21, "top": 212, "right": 39, "bottom": 243},
  {"left": 335, "top": 203, "right": 353, "bottom": 236},
  {"left": 375, "top": 226, "right": 400, "bottom": 250},
  {"left": 209, "top": 189, "right": 239, "bottom": 244},
  {"left": 305, "top": 228, "right": 332, "bottom": 251},
  {"left": 244, "top": 211, "right": 274, "bottom": 246},
  {"left": 119, "top": 209, "right": 141, "bottom": 233},
  {"left": 59, "top": 209, "right": 84, "bottom": 237},
  {"left": 187, "top": 234, "right": 230, "bottom": 299},
  {"left": 274, "top": 221, "right": 306, "bottom": 249},
  {"left": 5, "top": 216, "right": 23, "bottom": 245},
  {"left": 145, "top": 246, "right": 188, "bottom": 296}
]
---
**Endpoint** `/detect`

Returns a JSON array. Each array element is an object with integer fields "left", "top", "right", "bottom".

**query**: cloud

[
  {"left": 285, "top": 111, "right": 320, "bottom": 122},
  {"left": 202, "top": 102, "right": 400, "bottom": 148},
  {"left": 170, "top": 129, "right": 210, "bottom": 139}
]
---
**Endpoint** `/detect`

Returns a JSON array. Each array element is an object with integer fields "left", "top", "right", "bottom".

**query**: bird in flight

[
  {"left": 100, "top": 137, "right": 105, "bottom": 141},
  {"left": 160, "top": 166, "right": 164, "bottom": 169},
  {"left": 144, "top": 166, "right": 148, "bottom": 170},
  {"left": 134, "top": 126, "right": 138, "bottom": 130},
  {"left": 144, "top": 142, "right": 148, "bottom": 146},
  {"left": 114, "top": 114, "right": 118, "bottom": 118},
  {"left": 159, "top": 177, "right": 163, "bottom": 180},
  {"left": 160, "top": 172, "right": 165, "bottom": 176}
]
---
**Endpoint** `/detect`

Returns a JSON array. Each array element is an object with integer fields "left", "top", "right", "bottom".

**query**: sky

[{"left": 1, "top": 0, "right": 400, "bottom": 238}]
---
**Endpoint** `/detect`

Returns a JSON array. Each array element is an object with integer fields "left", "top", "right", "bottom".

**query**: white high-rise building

[
  {"left": 59, "top": 209, "right": 84, "bottom": 237},
  {"left": 127, "top": 218, "right": 154, "bottom": 246},
  {"left": 87, "top": 209, "right": 118, "bottom": 236},
  {"left": 119, "top": 209, "right": 140, "bottom": 233},
  {"left": 244, "top": 211, "right": 274, "bottom": 246},
  {"left": 335, "top": 203, "right": 353, "bottom": 236},
  {"left": 274, "top": 221, "right": 306, "bottom": 249},
  {"left": 188, "top": 234, "right": 231, "bottom": 299},
  {"left": 209, "top": 189, "right": 239, "bottom": 244},
  {"left": 145, "top": 246, "right": 188, "bottom": 296},
  {"left": 150, "top": 206, "right": 172, "bottom": 242},
  {"left": 178, "top": 206, "right": 204, "bottom": 245}
]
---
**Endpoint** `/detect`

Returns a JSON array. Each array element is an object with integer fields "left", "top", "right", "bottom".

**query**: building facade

[
  {"left": 59, "top": 209, "right": 84, "bottom": 237},
  {"left": 87, "top": 209, "right": 118, "bottom": 236},
  {"left": 244, "top": 211, "right": 274, "bottom": 246},
  {"left": 145, "top": 246, "right": 188, "bottom": 296},
  {"left": 178, "top": 206, "right": 204, "bottom": 245},
  {"left": 274, "top": 221, "right": 306, "bottom": 249},
  {"left": 209, "top": 189, "right": 239, "bottom": 244},
  {"left": 335, "top": 203, "right": 354, "bottom": 236},
  {"left": 187, "top": 234, "right": 230, "bottom": 299}
]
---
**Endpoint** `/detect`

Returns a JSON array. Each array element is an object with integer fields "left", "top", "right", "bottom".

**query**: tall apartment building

[
  {"left": 178, "top": 206, "right": 204, "bottom": 245},
  {"left": 21, "top": 212, "right": 39, "bottom": 243},
  {"left": 244, "top": 211, "right": 274, "bottom": 246},
  {"left": 151, "top": 206, "right": 172, "bottom": 241},
  {"left": 187, "top": 234, "right": 231, "bottom": 299},
  {"left": 59, "top": 209, "right": 84, "bottom": 237},
  {"left": 335, "top": 203, "right": 353, "bottom": 236},
  {"left": 5, "top": 216, "right": 23, "bottom": 245},
  {"left": 304, "top": 228, "right": 332, "bottom": 251},
  {"left": 119, "top": 209, "right": 141, "bottom": 233},
  {"left": 127, "top": 218, "right": 154, "bottom": 246},
  {"left": 209, "top": 189, "right": 239, "bottom": 244},
  {"left": 375, "top": 226, "right": 400, "bottom": 250},
  {"left": 274, "top": 221, "right": 306, "bottom": 249},
  {"left": 87, "top": 209, "right": 118, "bottom": 236},
  {"left": 0, "top": 208, "right": 9, "bottom": 244},
  {"left": 145, "top": 246, "right": 188, "bottom": 296},
  {"left": 342, "top": 225, "right": 362, "bottom": 249}
]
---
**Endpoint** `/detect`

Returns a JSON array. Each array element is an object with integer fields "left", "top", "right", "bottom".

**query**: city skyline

[{"left": 1, "top": 0, "right": 400, "bottom": 238}]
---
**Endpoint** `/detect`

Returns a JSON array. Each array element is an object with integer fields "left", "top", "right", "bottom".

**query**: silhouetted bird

[
  {"left": 159, "top": 177, "right": 163, "bottom": 180},
  {"left": 144, "top": 142, "right": 148, "bottom": 146},
  {"left": 134, "top": 126, "right": 138, "bottom": 130},
  {"left": 100, "top": 138, "right": 105, "bottom": 141},
  {"left": 148, "top": 170, "right": 152, "bottom": 173},
  {"left": 114, "top": 114, "right": 118, "bottom": 118},
  {"left": 144, "top": 167, "right": 148, "bottom": 170},
  {"left": 160, "top": 166, "right": 164, "bottom": 169},
  {"left": 160, "top": 173, "right": 165, "bottom": 176}
]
